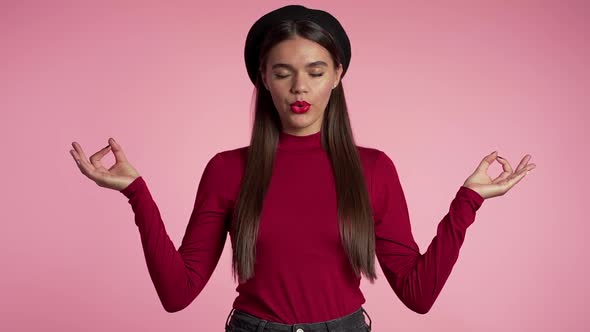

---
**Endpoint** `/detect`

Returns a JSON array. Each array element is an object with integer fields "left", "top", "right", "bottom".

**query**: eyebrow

[{"left": 271, "top": 61, "right": 328, "bottom": 70}]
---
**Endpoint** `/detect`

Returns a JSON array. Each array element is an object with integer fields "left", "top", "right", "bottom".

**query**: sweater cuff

[
  {"left": 120, "top": 176, "right": 145, "bottom": 199},
  {"left": 457, "top": 186, "right": 485, "bottom": 211}
]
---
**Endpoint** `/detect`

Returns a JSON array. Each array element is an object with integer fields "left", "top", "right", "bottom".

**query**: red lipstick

[{"left": 290, "top": 100, "right": 310, "bottom": 114}]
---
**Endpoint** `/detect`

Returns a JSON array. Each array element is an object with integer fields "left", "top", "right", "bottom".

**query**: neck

[{"left": 278, "top": 129, "right": 323, "bottom": 152}]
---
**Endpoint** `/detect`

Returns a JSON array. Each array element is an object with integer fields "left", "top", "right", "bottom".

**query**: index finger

[
  {"left": 107, "top": 138, "right": 129, "bottom": 163},
  {"left": 496, "top": 155, "right": 514, "bottom": 174}
]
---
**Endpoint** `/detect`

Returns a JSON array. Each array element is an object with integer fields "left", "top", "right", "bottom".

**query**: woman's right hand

[{"left": 70, "top": 137, "right": 141, "bottom": 191}]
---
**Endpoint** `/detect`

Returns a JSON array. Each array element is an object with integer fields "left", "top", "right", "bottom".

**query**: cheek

[
  {"left": 317, "top": 81, "right": 334, "bottom": 99},
  {"left": 267, "top": 83, "right": 287, "bottom": 97}
]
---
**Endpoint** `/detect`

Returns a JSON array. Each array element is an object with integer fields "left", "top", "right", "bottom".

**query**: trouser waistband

[{"left": 225, "top": 306, "right": 372, "bottom": 332}]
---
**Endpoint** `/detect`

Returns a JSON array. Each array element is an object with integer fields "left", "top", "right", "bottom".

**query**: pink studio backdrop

[{"left": 1, "top": 0, "right": 587, "bottom": 331}]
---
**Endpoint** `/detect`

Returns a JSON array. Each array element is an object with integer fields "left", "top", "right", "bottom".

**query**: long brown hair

[{"left": 231, "top": 19, "right": 377, "bottom": 284}]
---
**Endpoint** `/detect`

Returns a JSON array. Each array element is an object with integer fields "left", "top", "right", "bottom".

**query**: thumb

[
  {"left": 108, "top": 137, "right": 129, "bottom": 163},
  {"left": 474, "top": 151, "right": 498, "bottom": 174}
]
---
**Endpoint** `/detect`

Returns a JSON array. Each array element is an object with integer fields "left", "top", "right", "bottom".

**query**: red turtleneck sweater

[{"left": 120, "top": 130, "right": 484, "bottom": 323}]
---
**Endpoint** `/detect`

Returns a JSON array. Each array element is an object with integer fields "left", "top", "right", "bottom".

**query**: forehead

[{"left": 267, "top": 36, "right": 331, "bottom": 68}]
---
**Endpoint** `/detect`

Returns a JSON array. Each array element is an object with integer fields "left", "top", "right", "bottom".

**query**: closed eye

[{"left": 275, "top": 73, "right": 324, "bottom": 79}]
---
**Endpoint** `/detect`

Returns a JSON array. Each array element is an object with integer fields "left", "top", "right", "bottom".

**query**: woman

[{"left": 69, "top": 4, "right": 536, "bottom": 332}]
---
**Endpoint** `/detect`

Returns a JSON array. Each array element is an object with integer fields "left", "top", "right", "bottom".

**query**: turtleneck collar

[{"left": 278, "top": 129, "right": 323, "bottom": 152}]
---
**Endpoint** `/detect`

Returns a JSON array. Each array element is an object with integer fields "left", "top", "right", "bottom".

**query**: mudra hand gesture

[
  {"left": 69, "top": 138, "right": 141, "bottom": 191},
  {"left": 463, "top": 151, "right": 536, "bottom": 200}
]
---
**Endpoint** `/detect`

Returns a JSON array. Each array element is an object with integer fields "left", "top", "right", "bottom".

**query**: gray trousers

[{"left": 225, "top": 306, "right": 372, "bottom": 332}]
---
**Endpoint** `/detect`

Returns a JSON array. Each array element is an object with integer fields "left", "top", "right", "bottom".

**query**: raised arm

[
  {"left": 120, "top": 152, "right": 230, "bottom": 312},
  {"left": 371, "top": 151, "right": 484, "bottom": 314}
]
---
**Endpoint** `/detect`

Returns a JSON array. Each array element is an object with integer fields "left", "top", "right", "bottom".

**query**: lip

[
  {"left": 290, "top": 100, "right": 310, "bottom": 107},
  {"left": 290, "top": 103, "right": 310, "bottom": 114}
]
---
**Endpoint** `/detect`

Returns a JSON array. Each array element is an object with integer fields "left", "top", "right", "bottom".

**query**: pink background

[{"left": 1, "top": 0, "right": 587, "bottom": 331}]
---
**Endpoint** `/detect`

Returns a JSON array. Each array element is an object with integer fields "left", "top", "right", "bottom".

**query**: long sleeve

[
  {"left": 372, "top": 151, "right": 484, "bottom": 314},
  {"left": 119, "top": 152, "right": 230, "bottom": 312}
]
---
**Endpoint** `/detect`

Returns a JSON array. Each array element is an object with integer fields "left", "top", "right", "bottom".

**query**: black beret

[{"left": 244, "top": 4, "right": 351, "bottom": 86}]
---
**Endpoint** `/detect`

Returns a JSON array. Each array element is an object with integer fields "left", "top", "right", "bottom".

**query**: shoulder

[
  {"left": 356, "top": 145, "right": 393, "bottom": 171},
  {"left": 215, "top": 145, "right": 393, "bottom": 170},
  {"left": 214, "top": 146, "right": 248, "bottom": 169},
  {"left": 203, "top": 146, "right": 249, "bottom": 183},
  {"left": 203, "top": 146, "right": 248, "bottom": 201},
  {"left": 197, "top": 146, "right": 248, "bottom": 181},
  {"left": 356, "top": 145, "right": 382, "bottom": 160},
  {"left": 355, "top": 145, "right": 401, "bottom": 192},
  {"left": 212, "top": 145, "right": 395, "bottom": 178}
]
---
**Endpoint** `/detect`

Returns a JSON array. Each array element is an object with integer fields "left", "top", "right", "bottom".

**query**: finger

[
  {"left": 89, "top": 144, "right": 112, "bottom": 169},
  {"left": 108, "top": 137, "right": 129, "bottom": 163},
  {"left": 71, "top": 141, "right": 90, "bottom": 164},
  {"left": 71, "top": 142, "right": 96, "bottom": 174},
  {"left": 70, "top": 147, "right": 96, "bottom": 179},
  {"left": 503, "top": 165, "right": 531, "bottom": 191},
  {"left": 514, "top": 154, "right": 532, "bottom": 173},
  {"left": 475, "top": 151, "right": 499, "bottom": 174},
  {"left": 495, "top": 155, "right": 514, "bottom": 174},
  {"left": 492, "top": 167, "right": 511, "bottom": 184},
  {"left": 491, "top": 155, "right": 511, "bottom": 183},
  {"left": 70, "top": 149, "right": 81, "bottom": 167}
]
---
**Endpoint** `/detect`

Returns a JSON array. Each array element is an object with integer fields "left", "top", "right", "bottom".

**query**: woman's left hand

[{"left": 462, "top": 151, "right": 536, "bottom": 200}]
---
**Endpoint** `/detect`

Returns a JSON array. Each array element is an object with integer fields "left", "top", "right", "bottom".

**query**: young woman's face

[{"left": 261, "top": 35, "right": 343, "bottom": 136}]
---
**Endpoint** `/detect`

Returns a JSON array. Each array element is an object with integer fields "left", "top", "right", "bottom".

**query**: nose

[{"left": 290, "top": 72, "right": 309, "bottom": 94}]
